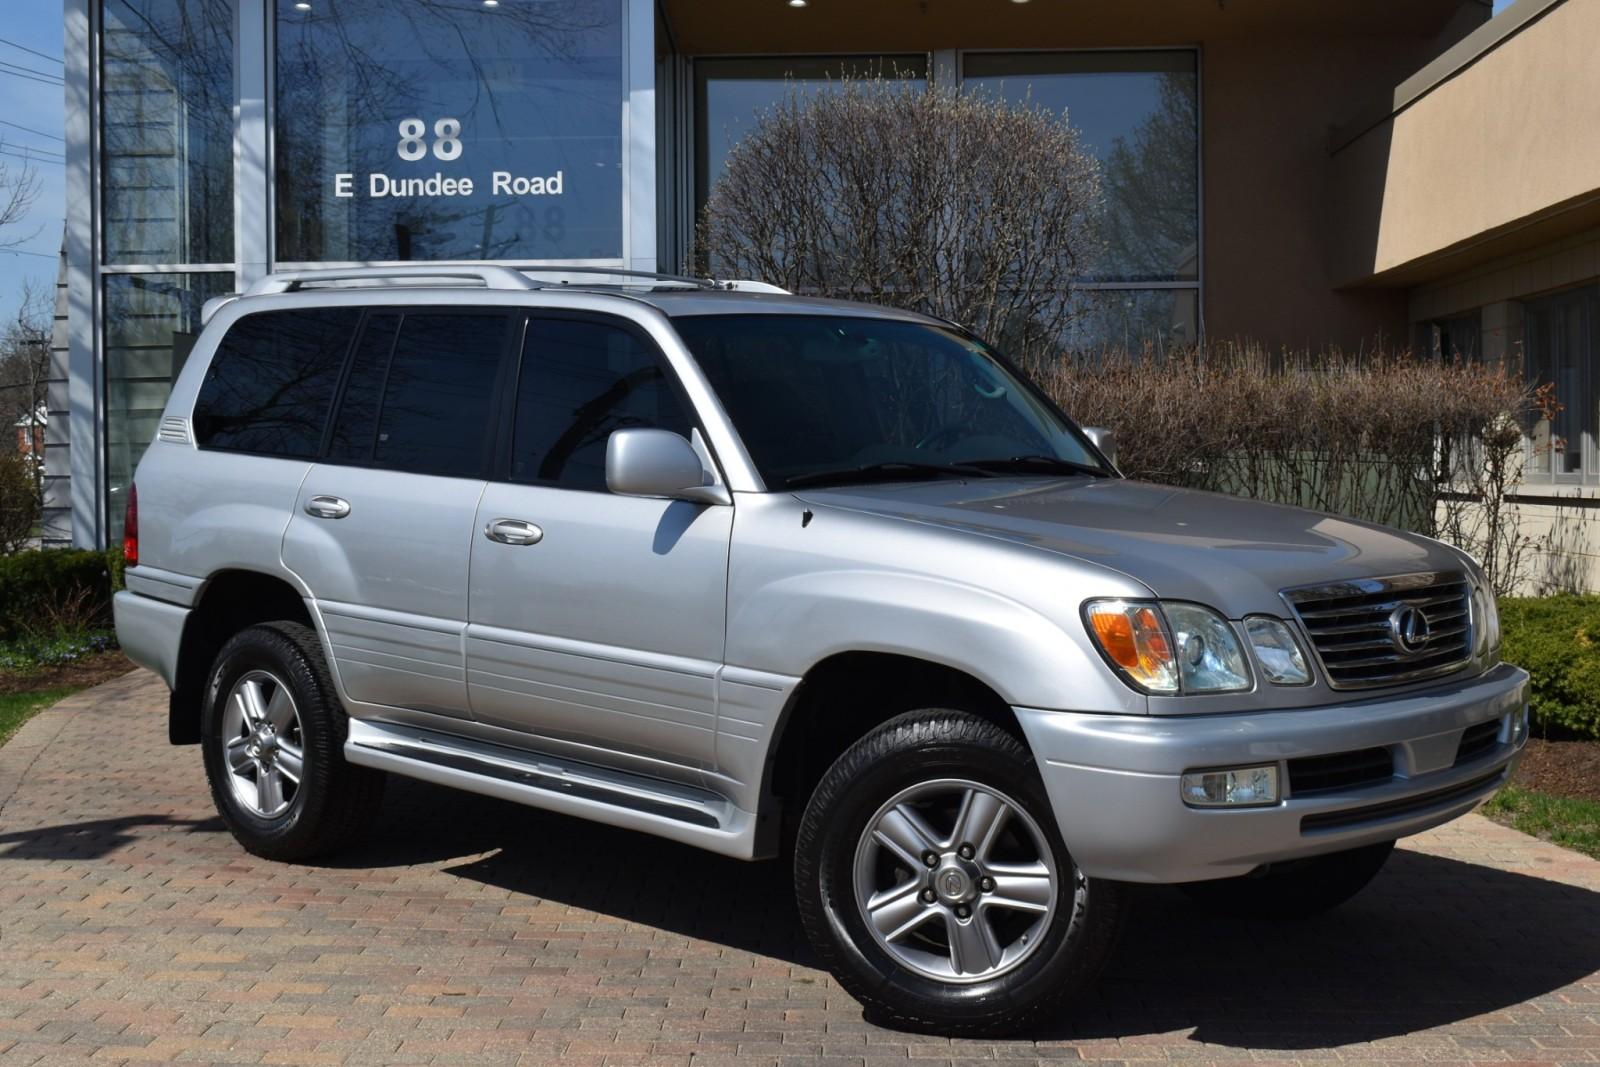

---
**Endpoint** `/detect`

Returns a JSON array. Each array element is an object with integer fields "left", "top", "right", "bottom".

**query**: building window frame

[
  {"left": 263, "top": 0, "right": 656, "bottom": 278},
  {"left": 677, "top": 46, "right": 1204, "bottom": 348},
  {"left": 955, "top": 46, "right": 1204, "bottom": 346},
  {"left": 1520, "top": 283, "right": 1600, "bottom": 487}
]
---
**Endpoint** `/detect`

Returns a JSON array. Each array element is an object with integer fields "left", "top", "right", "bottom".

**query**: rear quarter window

[{"left": 193, "top": 308, "right": 361, "bottom": 457}]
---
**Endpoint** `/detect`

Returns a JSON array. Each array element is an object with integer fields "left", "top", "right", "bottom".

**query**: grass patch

[
  {"left": 0, "top": 686, "right": 79, "bottom": 747},
  {"left": 1484, "top": 785, "right": 1600, "bottom": 860}
]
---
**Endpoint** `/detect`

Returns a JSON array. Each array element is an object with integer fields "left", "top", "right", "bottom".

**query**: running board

[{"left": 344, "top": 719, "right": 759, "bottom": 859}]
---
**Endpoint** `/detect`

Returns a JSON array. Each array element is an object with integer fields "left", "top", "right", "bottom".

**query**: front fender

[
  {"left": 724, "top": 494, "right": 1149, "bottom": 715},
  {"left": 727, "top": 567, "right": 1142, "bottom": 715}
]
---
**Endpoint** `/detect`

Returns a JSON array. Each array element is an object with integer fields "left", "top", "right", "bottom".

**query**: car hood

[{"left": 793, "top": 477, "right": 1466, "bottom": 618}]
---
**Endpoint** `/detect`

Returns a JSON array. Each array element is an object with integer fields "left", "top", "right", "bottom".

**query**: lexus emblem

[{"left": 1388, "top": 605, "right": 1431, "bottom": 655}]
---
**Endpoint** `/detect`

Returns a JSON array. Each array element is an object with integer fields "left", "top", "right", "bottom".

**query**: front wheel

[
  {"left": 1178, "top": 839, "right": 1396, "bottom": 919},
  {"left": 794, "top": 710, "right": 1124, "bottom": 1035}
]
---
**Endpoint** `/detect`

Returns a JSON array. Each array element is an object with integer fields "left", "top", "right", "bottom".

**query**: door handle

[
  {"left": 485, "top": 518, "right": 543, "bottom": 546},
  {"left": 304, "top": 495, "right": 351, "bottom": 520}
]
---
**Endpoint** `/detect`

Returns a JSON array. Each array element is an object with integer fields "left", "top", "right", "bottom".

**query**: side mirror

[
  {"left": 606, "top": 428, "right": 731, "bottom": 506},
  {"left": 1082, "top": 425, "right": 1118, "bottom": 468}
]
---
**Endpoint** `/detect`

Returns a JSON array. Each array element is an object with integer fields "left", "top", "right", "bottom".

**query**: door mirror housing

[
  {"left": 1083, "top": 426, "right": 1118, "bottom": 468},
  {"left": 606, "top": 429, "right": 731, "bottom": 506}
]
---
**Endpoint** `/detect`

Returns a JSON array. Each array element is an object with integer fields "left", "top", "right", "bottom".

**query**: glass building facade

[{"left": 65, "top": 0, "right": 1204, "bottom": 545}]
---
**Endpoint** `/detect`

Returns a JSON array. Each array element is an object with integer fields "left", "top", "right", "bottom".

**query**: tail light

[{"left": 123, "top": 482, "right": 138, "bottom": 568}]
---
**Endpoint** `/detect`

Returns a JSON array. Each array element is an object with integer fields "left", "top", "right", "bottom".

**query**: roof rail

[
  {"left": 713, "top": 279, "right": 790, "bottom": 294},
  {"left": 242, "top": 265, "right": 538, "bottom": 297},
  {"left": 519, "top": 266, "right": 715, "bottom": 289},
  {"left": 200, "top": 294, "right": 241, "bottom": 325}
]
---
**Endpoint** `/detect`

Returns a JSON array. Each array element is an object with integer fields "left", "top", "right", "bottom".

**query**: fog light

[
  {"left": 1512, "top": 706, "right": 1529, "bottom": 745},
  {"left": 1180, "top": 765, "right": 1280, "bottom": 808}
]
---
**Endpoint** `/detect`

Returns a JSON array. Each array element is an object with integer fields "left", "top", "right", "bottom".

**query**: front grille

[
  {"left": 1287, "top": 747, "right": 1394, "bottom": 796},
  {"left": 1283, "top": 571, "right": 1473, "bottom": 691},
  {"left": 1454, "top": 718, "right": 1502, "bottom": 766}
]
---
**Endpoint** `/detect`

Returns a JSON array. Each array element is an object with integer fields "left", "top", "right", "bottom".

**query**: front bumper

[{"left": 1014, "top": 662, "right": 1529, "bottom": 883}]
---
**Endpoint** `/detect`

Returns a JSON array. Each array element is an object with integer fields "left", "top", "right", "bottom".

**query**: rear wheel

[
  {"left": 201, "top": 622, "right": 384, "bottom": 861},
  {"left": 1178, "top": 839, "right": 1396, "bottom": 919},
  {"left": 794, "top": 710, "right": 1124, "bottom": 1035}
]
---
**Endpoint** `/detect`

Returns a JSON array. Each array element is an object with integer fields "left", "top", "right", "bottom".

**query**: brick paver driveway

[{"left": 1, "top": 671, "right": 1598, "bottom": 1066}]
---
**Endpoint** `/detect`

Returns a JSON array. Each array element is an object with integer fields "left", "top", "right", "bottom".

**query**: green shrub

[
  {"left": 1499, "top": 595, "right": 1600, "bottom": 740},
  {"left": 0, "top": 548, "right": 120, "bottom": 642}
]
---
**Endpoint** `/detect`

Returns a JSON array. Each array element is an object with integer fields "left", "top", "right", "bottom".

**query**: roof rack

[
  {"left": 521, "top": 266, "right": 716, "bottom": 289},
  {"left": 202, "top": 266, "right": 793, "bottom": 324},
  {"left": 243, "top": 265, "right": 537, "bottom": 296}
]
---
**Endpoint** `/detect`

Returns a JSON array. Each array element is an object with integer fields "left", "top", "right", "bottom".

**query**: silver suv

[{"left": 115, "top": 266, "right": 1529, "bottom": 1034}]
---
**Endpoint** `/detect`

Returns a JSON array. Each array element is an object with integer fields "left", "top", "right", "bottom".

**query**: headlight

[
  {"left": 1472, "top": 584, "right": 1501, "bottom": 656},
  {"left": 1084, "top": 600, "right": 1249, "bottom": 695},
  {"left": 1243, "top": 616, "right": 1312, "bottom": 686},
  {"left": 1164, "top": 603, "right": 1251, "bottom": 693}
]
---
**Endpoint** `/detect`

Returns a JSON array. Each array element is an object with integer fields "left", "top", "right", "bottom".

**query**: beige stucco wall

[
  {"left": 1330, "top": 0, "right": 1600, "bottom": 287},
  {"left": 1200, "top": 35, "right": 1431, "bottom": 349}
]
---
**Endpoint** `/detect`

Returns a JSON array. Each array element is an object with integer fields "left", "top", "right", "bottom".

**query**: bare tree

[
  {"left": 697, "top": 79, "right": 1104, "bottom": 362},
  {"left": 0, "top": 144, "right": 41, "bottom": 253}
]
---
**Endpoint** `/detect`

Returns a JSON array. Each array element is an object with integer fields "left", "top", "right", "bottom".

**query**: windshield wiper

[
  {"left": 953, "top": 455, "right": 1111, "bottom": 478},
  {"left": 783, "top": 461, "right": 996, "bottom": 490}
]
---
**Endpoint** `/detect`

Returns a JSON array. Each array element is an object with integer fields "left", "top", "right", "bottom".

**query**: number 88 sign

[{"left": 397, "top": 118, "right": 463, "bottom": 162}]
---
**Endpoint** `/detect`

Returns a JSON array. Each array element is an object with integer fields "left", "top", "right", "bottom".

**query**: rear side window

[
  {"left": 327, "top": 310, "right": 514, "bottom": 478},
  {"left": 512, "top": 316, "right": 693, "bottom": 490},
  {"left": 193, "top": 308, "right": 359, "bottom": 456}
]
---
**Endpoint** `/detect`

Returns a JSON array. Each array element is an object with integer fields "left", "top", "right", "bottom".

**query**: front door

[
  {"left": 283, "top": 307, "right": 518, "bottom": 719},
  {"left": 466, "top": 313, "right": 731, "bottom": 772}
]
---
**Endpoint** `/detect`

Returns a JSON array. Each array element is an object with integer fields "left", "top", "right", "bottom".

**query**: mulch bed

[
  {"left": 0, "top": 651, "right": 136, "bottom": 697},
  {"left": 1510, "top": 736, "right": 1600, "bottom": 804}
]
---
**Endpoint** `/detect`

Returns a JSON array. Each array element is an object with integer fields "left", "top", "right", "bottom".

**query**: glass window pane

[
  {"left": 335, "top": 311, "right": 511, "bottom": 477},
  {"left": 695, "top": 56, "right": 928, "bottom": 218},
  {"left": 275, "top": 0, "right": 625, "bottom": 263},
  {"left": 327, "top": 313, "right": 399, "bottom": 464},
  {"left": 513, "top": 317, "right": 691, "bottom": 489},
  {"left": 193, "top": 308, "right": 360, "bottom": 456},
  {"left": 1060, "top": 288, "right": 1200, "bottom": 354},
  {"left": 1523, "top": 287, "right": 1598, "bottom": 478},
  {"left": 963, "top": 52, "right": 1198, "bottom": 284},
  {"left": 101, "top": 0, "right": 235, "bottom": 264},
  {"left": 105, "top": 271, "right": 234, "bottom": 544}
]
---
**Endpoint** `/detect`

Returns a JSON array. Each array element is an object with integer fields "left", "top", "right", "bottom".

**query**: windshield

[{"left": 670, "top": 314, "right": 1110, "bottom": 490}]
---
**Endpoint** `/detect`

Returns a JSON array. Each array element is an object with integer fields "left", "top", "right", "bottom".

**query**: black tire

[
  {"left": 794, "top": 709, "right": 1125, "bottom": 1036},
  {"left": 200, "top": 621, "right": 384, "bottom": 862},
  {"left": 1177, "top": 839, "right": 1396, "bottom": 919}
]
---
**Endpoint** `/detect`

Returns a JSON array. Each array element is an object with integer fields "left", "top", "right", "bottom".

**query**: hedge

[
  {"left": 1498, "top": 595, "right": 1600, "bottom": 740},
  {"left": 0, "top": 549, "right": 123, "bottom": 641}
]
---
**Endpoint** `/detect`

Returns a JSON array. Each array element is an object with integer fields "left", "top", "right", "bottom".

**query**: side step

[{"left": 344, "top": 719, "right": 758, "bottom": 858}]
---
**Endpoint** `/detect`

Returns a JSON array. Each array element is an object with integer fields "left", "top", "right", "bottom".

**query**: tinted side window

[
  {"left": 327, "top": 313, "right": 398, "bottom": 463},
  {"left": 327, "top": 310, "right": 512, "bottom": 478},
  {"left": 193, "top": 308, "right": 359, "bottom": 456},
  {"left": 512, "top": 317, "right": 692, "bottom": 489}
]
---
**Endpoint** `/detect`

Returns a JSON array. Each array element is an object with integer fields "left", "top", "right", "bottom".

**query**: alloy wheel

[
  {"left": 852, "top": 777, "right": 1058, "bottom": 984},
  {"left": 219, "top": 669, "right": 305, "bottom": 819}
]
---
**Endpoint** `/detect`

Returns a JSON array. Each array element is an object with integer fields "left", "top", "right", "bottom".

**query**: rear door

[
  {"left": 179, "top": 306, "right": 360, "bottom": 585},
  {"left": 465, "top": 312, "right": 732, "bottom": 771},
  {"left": 282, "top": 308, "right": 519, "bottom": 720}
]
